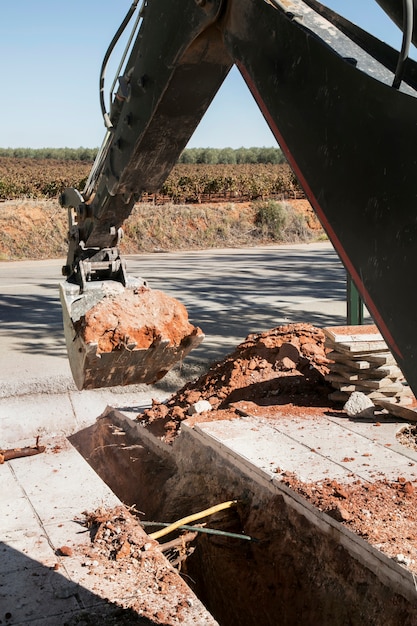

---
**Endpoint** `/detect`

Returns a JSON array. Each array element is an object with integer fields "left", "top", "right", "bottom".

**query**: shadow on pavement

[
  {"left": 0, "top": 285, "right": 66, "bottom": 358},
  {"left": 0, "top": 247, "right": 354, "bottom": 365},
  {"left": 0, "top": 542, "right": 164, "bottom": 625}
]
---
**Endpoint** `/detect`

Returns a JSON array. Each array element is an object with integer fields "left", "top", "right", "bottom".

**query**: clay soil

[
  {"left": 65, "top": 506, "right": 213, "bottom": 625},
  {"left": 75, "top": 286, "right": 203, "bottom": 354},
  {"left": 140, "top": 323, "right": 417, "bottom": 574},
  {"left": 141, "top": 322, "right": 337, "bottom": 443},
  {"left": 0, "top": 197, "right": 322, "bottom": 261}
]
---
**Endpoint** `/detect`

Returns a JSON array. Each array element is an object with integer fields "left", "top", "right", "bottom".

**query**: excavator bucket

[{"left": 60, "top": 280, "right": 204, "bottom": 390}]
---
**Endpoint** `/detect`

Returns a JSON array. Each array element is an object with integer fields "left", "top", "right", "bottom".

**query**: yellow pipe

[{"left": 149, "top": 500, "right": 238, "bottom": 541}]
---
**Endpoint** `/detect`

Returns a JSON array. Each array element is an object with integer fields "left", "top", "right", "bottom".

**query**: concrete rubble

[{"left": 343, "top": 390, "right": 375, "bottom": 418}]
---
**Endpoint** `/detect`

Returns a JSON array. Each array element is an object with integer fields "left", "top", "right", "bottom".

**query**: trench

[{"left": 69, "top": 410, "right": 417, "bottom": 626}]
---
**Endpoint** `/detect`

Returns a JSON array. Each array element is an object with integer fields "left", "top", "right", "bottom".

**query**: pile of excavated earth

[
  {"left": 142, "top": 322, "right": 331, "bottom": 443},
  {"left": 140, "top": 323, "right": 417, "bottom": 572}
]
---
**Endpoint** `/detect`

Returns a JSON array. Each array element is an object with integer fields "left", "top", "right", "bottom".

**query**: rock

[
  {"left": 334, "top": 486, "right": 349, "bottom": 499},
  {"left": 58, "top": 545, "right": 73, "bottom": 557},
  {"left": 326, "top": 505, "right": 351, "bottom": 522},
  {"left": 116, "top": 540, "right": 131, "bottom": 560},
  {"left": 185, "top": 390, "right": 202, "bottom": 404},
  {"left": 188, "top": 400, "right": 213, "bottom": 416},
  {"left": 279, "top": 357, "right": 297, "bottom": 371},
  {"left": 171, "top": 406, "right": 186, "bottom": 420},
  {"left": 344, "top": 391, "right": 375, "bottom": 418},
  {"left": 394, "top": 553, "right": 414, "bottom": 567}
]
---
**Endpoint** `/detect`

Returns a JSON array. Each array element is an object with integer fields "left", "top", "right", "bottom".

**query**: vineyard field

[{"left": 0, "top": 158, "right": 303, "bottom": 202}]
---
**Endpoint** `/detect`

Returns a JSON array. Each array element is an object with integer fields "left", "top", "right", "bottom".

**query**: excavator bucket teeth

[{"left": 60, "top": 281, "right": 204, "bottom": 390}]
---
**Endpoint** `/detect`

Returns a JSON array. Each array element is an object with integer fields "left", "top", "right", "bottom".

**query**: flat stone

[
  {"left": 373, "top": 399, "right": 417, "bottom": 422},
  {"left": 188, "top": 400, "right": 213, "bottom": 415}
]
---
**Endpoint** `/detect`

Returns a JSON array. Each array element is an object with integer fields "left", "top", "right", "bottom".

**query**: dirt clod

[{"left": 75, "top": 286, "right": 202, "bottom": 354}]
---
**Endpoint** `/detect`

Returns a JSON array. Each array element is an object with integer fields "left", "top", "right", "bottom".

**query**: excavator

[{"left": 60, "top": 0, "right": 417, "bottom": 395}]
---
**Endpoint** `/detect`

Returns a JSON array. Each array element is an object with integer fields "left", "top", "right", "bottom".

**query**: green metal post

[{"left": 347, "top": 274, "right": 364, "bottom": 325}]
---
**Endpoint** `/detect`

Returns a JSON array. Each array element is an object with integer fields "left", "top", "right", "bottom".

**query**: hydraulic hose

[
  {"left": 392, "top": 0, "right": 414, "bottom": 89},
  {"left": 99, "top": 1, "right": 140, "bottom": 128}
]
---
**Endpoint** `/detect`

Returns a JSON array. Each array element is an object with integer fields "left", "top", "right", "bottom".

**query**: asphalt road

[{"left": 0, "top": 242, "right": 364, "bottom": 396}]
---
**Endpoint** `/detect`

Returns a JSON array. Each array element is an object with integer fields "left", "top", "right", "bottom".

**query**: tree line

[
  {"left": 0, "top": 147, "right": 97, "bottom": 161},
  {"left": 178, "top": 146, "right": 286, "bottom": 164},
  {"left": 0, "top": 146, "right": 286, "bottom": 165}
]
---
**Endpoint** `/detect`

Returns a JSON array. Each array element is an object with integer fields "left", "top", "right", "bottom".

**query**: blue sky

[{"left": 0, "top": 1, "right": 405, "bottom": 149}]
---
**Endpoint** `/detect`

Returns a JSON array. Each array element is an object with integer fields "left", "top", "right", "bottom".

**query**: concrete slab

[
  {"left": 0, "top": 564, "right": 81, "bottom": 624},
  {"left": 325, "top": 412, "right": 417, "bottom": 461},
  {"left": 193, "top": 416, "right": 354, "bottom": 482},
  {"left": 0, "top": 437, "right": 118, "bottom": 623},
  {"left": 272, "top": 416, "right": 417, "bottom": 480},
  {"left": 194, "top": 411, "right": 417, "bottom": 484},
  {"left": 2, "top": 471, "right": 42, "bottom": 538},
  {"left": 0, "top": 387, "right": 170, "bottom": 447},
  {"left": 3, "top": 531, "right": 56, "bottom": 569},
  {"left": 68, "top": 387, "right": 168, "bottom": 431},
  {"left": 0, "top": 394, "right": 77, "bottom": 445},
  {"left": 9, "top": 440, "right": 120, "bottom": 525}
]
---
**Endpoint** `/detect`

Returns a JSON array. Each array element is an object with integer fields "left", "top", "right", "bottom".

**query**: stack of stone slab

[{"left": 323, "top": 324, "right": 414, "bottom": 405}]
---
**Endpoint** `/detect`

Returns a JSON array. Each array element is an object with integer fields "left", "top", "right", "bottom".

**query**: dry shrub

[
  {"left": 254, "top": 200, "right": 313, "bottom": 242},
  {"left": 121, "top": 203, "right": 258, "bottom": 252}
]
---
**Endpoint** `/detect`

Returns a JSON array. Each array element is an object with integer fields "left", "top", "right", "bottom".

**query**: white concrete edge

[{"left": 100, "top": 406, "right": 175, "bottom": 460}]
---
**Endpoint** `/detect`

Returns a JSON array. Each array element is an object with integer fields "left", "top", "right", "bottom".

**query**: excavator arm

[{"left": 61, "top": 0, "right": 417, "bottom": 396}]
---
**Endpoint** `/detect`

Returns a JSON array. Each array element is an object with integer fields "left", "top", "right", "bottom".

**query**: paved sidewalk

[
  {"left": 0, "top": 388, "right": 217, "bottom": 625},
  {"left": 194, "top": 410, "right": 417, "bottom": 484}
]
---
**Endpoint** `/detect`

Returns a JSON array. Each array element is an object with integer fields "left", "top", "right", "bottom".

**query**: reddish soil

[
  {"left": 75, "top": 286, "right": 203, "bottom": 354},
  {"left": 286, "top": 198, "right": 323, "bottom": 231},
  {"left": 281, "top": 474, "right": 417, "bottom": 563},
  {"left": 142, "top": 322, "right": 333, "bottom": 443},
  {"left": 140, "top": 323, "right": 417, "bottom": 574},
  {"left": 69, "top": 506, "right": 212, "bottom": 625}
]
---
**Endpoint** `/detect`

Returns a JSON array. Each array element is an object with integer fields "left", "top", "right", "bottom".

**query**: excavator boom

[{"left": 61, "top": 0, "right": 417, "bottom": 395}]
